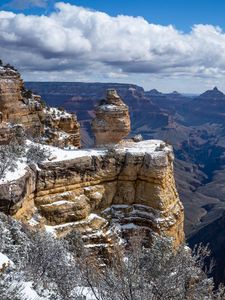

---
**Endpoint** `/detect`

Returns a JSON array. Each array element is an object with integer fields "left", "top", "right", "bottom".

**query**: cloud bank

[{"left": 0, "top": 2, "right": 225, "bottom": 91}]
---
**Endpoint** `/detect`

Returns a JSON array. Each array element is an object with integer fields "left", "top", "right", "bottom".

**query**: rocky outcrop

[
  {"left": 39, "top": 107, "right": 80, "bottom": 148},
  {"left": 1, "top": 140, "right": 184, "bottom": 248},
  {"left": 0, "top": 67, "right": 42, "bottom": 135},
  {"left": 0, "top": 166, "right": 36, "bottom": 218},
  {"left": 0, "top": 65, "right": 80, "bottom": 147},
  {"left": 92, "top": 89, "right": 131, "bottom": 145}
]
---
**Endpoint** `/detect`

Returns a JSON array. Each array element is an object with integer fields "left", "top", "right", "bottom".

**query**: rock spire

[{"left": 92, "top": 89, "right": 131, "bottom": 145}]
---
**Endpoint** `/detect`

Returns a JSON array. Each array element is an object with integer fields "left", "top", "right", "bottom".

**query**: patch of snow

[
  {"left": 74, "top": 286, "right": 99, "bottom": 300},
  {"left": 45, "top": 225, "right": 57, "bottom": 237},
  {"left": 27, "top": 217, "right": 40, "bottom": 226},
  {"left": 27, "top": 141, "right": 106, "bottom": 162},
  {"left": 99, "top": 104, "right": 121, "bottom": 111},
  {"left": 43, "top": 107, "right": 72, "bottom": 120},
  {"left": 44, "top": 213, "right": 106, "bottom": 234},
  {"left": 85, "top": 243, "right": 109, "bottom": 248},
  {"left": 0, "top": 253, "right": 13, "bottom": 269},
  {"left": 0, "top": 161, "right": 28, "bottom": 184},
  {"left": 11, "top": 281, "right": 45, "bottom": 300},
  {"left": 41, "top": 200, "right": 73, "bottom": 207}
]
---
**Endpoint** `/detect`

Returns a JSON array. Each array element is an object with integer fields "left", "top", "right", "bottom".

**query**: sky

[{"left": 1, "top": 0, "right": 225, "bottom": 92}]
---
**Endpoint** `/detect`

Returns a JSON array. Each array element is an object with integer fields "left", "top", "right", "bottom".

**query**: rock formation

[
  {"left": 0, "top": 64, "right": 80, "bottom": 148},
  {"left": 0, "top": 64, "right": 184, "bottom": 253},
  {"left": 0, "top": 140, "right": 184, "bottom": 249},
  {"left": 92, "top": 89, "right": 131, "bottom": 145}
]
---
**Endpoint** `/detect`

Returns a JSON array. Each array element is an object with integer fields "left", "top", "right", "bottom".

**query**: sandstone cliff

[
  {"left": 0, "top": 64, "right": 80, "bottom": 148},
  {"left": 0, "top": 140, "right": 184, "bottom": 249}
]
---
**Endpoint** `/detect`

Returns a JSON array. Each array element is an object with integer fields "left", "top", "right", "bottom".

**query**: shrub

[{"left": 26, "top": 144, "right": 51, "bottom": 164}]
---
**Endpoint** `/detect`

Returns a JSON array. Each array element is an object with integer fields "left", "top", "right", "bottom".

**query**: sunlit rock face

[
  {"left": 2, "top": 140, "right": 184, "bottom": 249},
  {"left": 0, "top": 65, "right": 80, "bottom": 148},
  {"left": 92, "top": 89, "right": 131, "bottom": 146},
  {"left": 0, "top": 67, "right": 43, "bottom": 136}
]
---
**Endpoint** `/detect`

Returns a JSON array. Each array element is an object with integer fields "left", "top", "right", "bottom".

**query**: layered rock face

[
  {"left": 0, "top": 65, "right": 80, "bottom": 148},
  {"left": 38, "top": 107, "right": 80, "bottom": 148},
  {"left": 0, "top": 67, "right": 42, "bottom": 134},
  {"left": 92, "top": 89, "right": 131, "bottom": 145},
  {"left": 1, "top": 140, "right": 184, "bottom": 249}
]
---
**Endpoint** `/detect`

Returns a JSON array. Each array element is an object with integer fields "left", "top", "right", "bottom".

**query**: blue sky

[
  {"left": 1, "top": 0, "right": 225, "bottom": 92},
  {"left": 2, "top": 0, "right": 225, "bottom": 32}
]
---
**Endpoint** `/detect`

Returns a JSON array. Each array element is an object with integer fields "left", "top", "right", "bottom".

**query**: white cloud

[{"left": 1, "top": 2, "right": 225, "bottom": 92}]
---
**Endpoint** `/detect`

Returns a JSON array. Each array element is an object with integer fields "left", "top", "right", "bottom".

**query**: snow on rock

[
  {"left": 38, "top": 139, "right": 169, "bottom": 163},
  {"left": 74, "top": 286, "right": 99, "bottom": 300},
  {"left": 0, "top": 139, "right": 170, "bottom": 185},
  {"left": 0, "top": 253, "right": 12, "bottom": 270},
  {"left": 98, "top": 104, "right": 123, "bottom": 111},
  {"left": 43, "top": 107, "right": 72, "bottom": 119},
  {"left": 10, "top": 282, "right": 46, "bottom": 300},
  {"left": 44, "top": 213, "right": 106, "bottom": 235},
  {"left": 0, "top": 161, "right": 28, "bottom": 184},
  {"left": 41, "top": 200, "right": 73, "bottom": 207}
]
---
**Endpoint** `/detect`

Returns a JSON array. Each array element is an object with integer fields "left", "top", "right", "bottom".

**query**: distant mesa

[{"left": 92, "top": 89, "right": 131, "bottom": 146}]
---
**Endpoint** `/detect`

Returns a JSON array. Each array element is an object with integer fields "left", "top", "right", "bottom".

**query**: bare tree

[
  {"left": 80, "top": 232, "right": 225, "bottom": 300},
  {"left": 26, "top": 144, "right": 51, "bottom": 164}
]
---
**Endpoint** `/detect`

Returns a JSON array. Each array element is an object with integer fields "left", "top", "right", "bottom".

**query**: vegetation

[
  {"left": 0, "top": 214, "right": 224, "bottom": 300},
  {"left": 0, "top": 127, "right": 51, "bottom": 180},
  {"left": 26, "top": 144, "right": 51, "bottom": 164}
]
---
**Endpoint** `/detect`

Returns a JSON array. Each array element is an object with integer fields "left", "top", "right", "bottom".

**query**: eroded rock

[
  {"left": 2, "top": 140, "right": 184, "bottom": 248},
  {"left": 0, "top": 65, "right": 80, "bottom": 148},
  {"left": 92, "top": 89, "right": 131, "bottom": 146}
]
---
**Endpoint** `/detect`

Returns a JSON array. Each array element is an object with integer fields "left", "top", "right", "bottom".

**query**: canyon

[
  {"left": 26, "top": 82, "right": 225, "bottom": 236},
  {"left": 25, "top": 81, "right": 225, "bottom": 283},
  {"left": 0, "top": 66, "right": 184, "bottom": 257}
]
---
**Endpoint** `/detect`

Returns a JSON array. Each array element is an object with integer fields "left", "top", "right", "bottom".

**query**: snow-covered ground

[
  {"left": 41, "top": 139, "right": 168, "bottom": 162},
  {"left": 0, "top": 161, "right": 28, "bottom": 184},
  {"left": 0, "top": 139, "right": 169, "bottom": 184},
  {"left": 0, "top": 252, "right": 13, "bottom": 269},
  {"left": 15, "top": 282, "right": 45, "bottom": 300}
]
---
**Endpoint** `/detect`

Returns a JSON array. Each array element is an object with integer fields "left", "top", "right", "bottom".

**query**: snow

[
  {"left": 27, "top": 213, "right": 42, "bottom": 226},
  {"left": 74, "top": 286, "right": 99, "bottom": 300},
  {"left": 41, "top": 200, "right": 73, "bottom": 207},
  {"left": 85, "top": 243, "right": 109, "bottom": 248},
  {"left": 99, "top": 104, "right": 121, "bottom": 111},
  {"left": 0, "top": 253, "right": 12, "bottom": 269},
  {"left": 43, "top": 107, "right": 72, "bottom": 120},
  {"left": 32, "top": 142, "right": 107, "bottom": 162},
  {"left": 27, "top": 217, "right": 40, "bottom": 226},
  {"left": 117, "top": 140, "right": 171, "bottom": 156},
  {"left": 10, "top": 282, "right": 45, "bottom": 300},
  {"left": 44, "top": 213, "right": 106, "bottom": 235},
  {"left": 0, "top": 161, "right": 27, "bottom": 184},
  {"left": 0, "top": 139, "right": 170, "bottom": 184},
  {"left": 19, "top": 282, "right": 45, "bottom": 300}
]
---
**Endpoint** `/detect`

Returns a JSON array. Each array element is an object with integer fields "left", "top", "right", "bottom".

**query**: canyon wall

[
  {"left": 0, "top": 140, "right": 184, "bottom": 249},
  {"left": 0, "top": 65, "right": 80, "bottom": 147}
]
